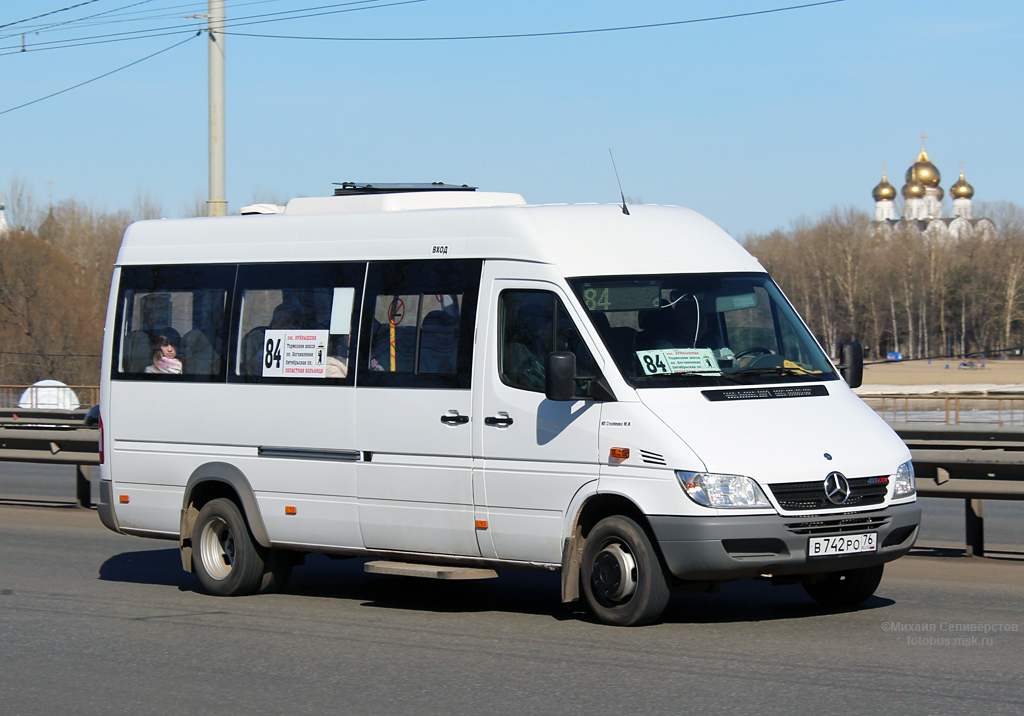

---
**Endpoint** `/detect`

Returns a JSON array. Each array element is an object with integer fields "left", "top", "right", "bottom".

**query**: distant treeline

[
  {"left": 1, "top": 209, "right": 125, "bottom": 386},
  {"left": 745, "top": 202, "right": 1024, "bottom": 361},
  {"left": 0, "top": 177, "right": 169, "bottom": 386}
]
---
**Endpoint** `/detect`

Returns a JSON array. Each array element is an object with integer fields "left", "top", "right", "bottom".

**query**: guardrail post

[
  {"left": 965, "top": 498, "right": 985, "bottom": 557},
  {"left": 76, "top": 464, "right": 91, "bottom": 509}
]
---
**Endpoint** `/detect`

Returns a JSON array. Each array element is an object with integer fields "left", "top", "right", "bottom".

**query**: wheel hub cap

[
  {"left": 591, "top": 543, "right": 637, "bottom": 603},
  {"left": 199, "top": 516, "right": 235, "bottom": 581}
]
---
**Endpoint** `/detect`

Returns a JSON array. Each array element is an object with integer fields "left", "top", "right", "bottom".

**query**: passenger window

[
  {"left": 359, "top": 259, "right": 482, "bottom": 389},
  {"left": 231, "top": 263, "right": 365, "bottom": 384},
  {"left": 113, "top": 265, "right": 235, "bottom": 381},
  {"left": 499, "top": 291, "right": 595, "bottom": 393}
]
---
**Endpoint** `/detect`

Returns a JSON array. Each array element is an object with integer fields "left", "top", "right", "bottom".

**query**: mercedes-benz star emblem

[{"left": 823, "top": 472, "right": 851, "bottom": 505}]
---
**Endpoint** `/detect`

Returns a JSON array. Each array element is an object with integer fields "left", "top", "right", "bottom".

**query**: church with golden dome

[{"left": 871, "top": 137, "right": 993, "bottom": 240}]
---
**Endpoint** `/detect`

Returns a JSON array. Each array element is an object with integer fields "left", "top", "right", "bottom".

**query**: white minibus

[{"left": 97, "top": 184, "right": 920, "bottom": 626}]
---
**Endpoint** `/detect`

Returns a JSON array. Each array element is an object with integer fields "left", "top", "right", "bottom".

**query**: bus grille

[
  {"left": 784, "top": 513, "right": 891, "bottom": 536},
  {"left": 769, "top": 476, "right": 888, "bottom": 511}
]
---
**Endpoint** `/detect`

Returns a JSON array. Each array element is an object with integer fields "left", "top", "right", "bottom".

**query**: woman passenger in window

[{"left": 145, "top": 335, "right": 183, "bottom": 374}]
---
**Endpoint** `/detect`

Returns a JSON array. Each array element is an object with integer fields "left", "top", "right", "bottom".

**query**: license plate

[{"left": 808, "top": 532, "right": 877, "bottom": 557}]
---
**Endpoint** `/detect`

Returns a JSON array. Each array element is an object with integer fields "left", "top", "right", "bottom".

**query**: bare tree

[
  {"left": 4, "top": 172, "right": 40, "bottom": 231},
  {"left": 747, "top": 204, "right": 1024, "bottom": 361}
]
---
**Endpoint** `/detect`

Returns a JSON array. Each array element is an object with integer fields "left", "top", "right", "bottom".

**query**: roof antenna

[{"left": 608, "top": 149, "right": 630, "bottom": 215}]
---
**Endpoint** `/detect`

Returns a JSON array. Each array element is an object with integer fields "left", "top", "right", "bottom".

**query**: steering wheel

[{"left": 733, "top": 346, "right": 773, "bottom": 359}]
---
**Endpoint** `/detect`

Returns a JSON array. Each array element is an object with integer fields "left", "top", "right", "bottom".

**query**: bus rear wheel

[
  {"left": 193, "top": 497, "right": 266, "bottom": 596},
  {"left": 580, "top": 515, "right": 670, "bottom": 626}
]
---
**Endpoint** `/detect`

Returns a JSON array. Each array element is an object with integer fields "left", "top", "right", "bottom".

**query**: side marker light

[
  {"left": 285, "top": 506, "right": 297, "bottom": 515},
  {"left": 609, "top": 447, "right": 630, "bottom": 460},
  {"left": 119, "top": 495, "right": 129, "bottom": 504},
  {"left": 475, "top": 520, "right": 488, "bottom": 530}
]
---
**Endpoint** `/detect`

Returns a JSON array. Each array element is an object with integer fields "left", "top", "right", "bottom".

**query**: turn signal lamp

[
  {"left": 285, "top": 506, "right": 297, "bottom": 515},
  {"left": 475, "top": 520, "right": 488, "bottom": 530},
  {"left": 609, "top": 447, "right": 630, "bottom": 460},
  {"left": 119, "top": 494, "right": 129, "bottom": 504}
]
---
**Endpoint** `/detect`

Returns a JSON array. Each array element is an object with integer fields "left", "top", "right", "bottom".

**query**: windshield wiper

[{"left": 728, "top": 366, "right": 822, "bottom": 379}]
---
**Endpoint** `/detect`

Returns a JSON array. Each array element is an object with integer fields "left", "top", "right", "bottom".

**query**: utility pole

[{"left": 208, "top": 1, "right": 227, "bottom": 216}]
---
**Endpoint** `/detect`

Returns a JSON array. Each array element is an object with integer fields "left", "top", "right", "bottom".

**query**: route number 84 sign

[{"left": 262, "top": 330, "right": 328, "bottom": 377}]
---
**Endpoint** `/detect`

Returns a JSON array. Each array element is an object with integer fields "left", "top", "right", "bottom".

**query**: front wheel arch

[{"left": 560, "top": 493, "right": 662, "bottom": 604}]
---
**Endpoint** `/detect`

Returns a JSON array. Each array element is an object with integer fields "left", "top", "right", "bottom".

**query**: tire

[
  {"left": 802, "top": 564, "right": 884, "bottom": 607},
  {"left": 580, "top": 515, "right": 671, "bottom": 626},
  {"left": 258, "top": 550, "right": 294, "bottom": 594},
  {"left": 193, "top": 497, "right": 266, "bottom": 596}
]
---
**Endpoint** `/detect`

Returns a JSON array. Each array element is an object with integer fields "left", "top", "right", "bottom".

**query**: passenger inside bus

[{"left": 145, "top": 333, "right": 183, "bottom": 374}]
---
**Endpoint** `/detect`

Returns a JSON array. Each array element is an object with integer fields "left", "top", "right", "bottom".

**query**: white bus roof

[{"left": 116, "top": 192, "right": 764, "bottom": 277}]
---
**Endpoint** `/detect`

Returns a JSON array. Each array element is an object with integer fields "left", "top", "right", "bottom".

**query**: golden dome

[
  {"left": 905, "top": 149, "right": 941, "bottom": 188},
  {"left": 951, "top": 172, "right": 974, "bottom": 199},
  {"left": 902, "top": 179, "right": 925, "bottom": 199},
  {"left": 872, "top": 174, "right": 896, "bottom": 201}
]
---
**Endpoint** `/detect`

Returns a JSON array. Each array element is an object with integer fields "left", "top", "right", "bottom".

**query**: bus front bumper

[{"left": 648, "top": 501, "right": 921, "bottom": 581}]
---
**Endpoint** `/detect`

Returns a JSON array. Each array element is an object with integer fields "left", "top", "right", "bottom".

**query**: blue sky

[{"left": 2, "top": 0, "right": 1022, "bottom": 237}]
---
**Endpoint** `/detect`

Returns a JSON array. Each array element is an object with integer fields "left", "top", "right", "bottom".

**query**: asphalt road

[{"left": 0, "top": 467, "right": 1021, "bottom": 715}]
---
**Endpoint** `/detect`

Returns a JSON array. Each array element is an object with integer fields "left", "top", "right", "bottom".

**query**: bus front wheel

[
  {"left": 580, "top": 515, "right": 671, "bottom": 626},
  {"left": 193, "top": 497, "right": 266, "bottom": 596}
]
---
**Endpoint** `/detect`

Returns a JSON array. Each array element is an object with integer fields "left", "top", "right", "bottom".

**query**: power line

[
  {"left": 1, "top": 0, "right": 843, "bottom": 55},
  {"left": 0, "top": 1, "right": 847, "bottom": 115},
  {"left": 12, "top": 1, "right": 290, "bottom": 36},
  {"left": 0, "top": 31, "right": 201, "bottom": 117},
  {"left": 222, "top": 0, "right": 847, "bottom": 42},
  {"left": 0, "top": 0, "right": 413, "bottom": 54},
  {"left": 0, "top": 0, "right": 103, "bottom": 31},
  {"left": 7, "top": 0, "right": 162, "bottom": 39}
]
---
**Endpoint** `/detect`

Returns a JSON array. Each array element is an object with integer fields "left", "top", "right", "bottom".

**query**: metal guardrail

[
  {"left": 892, "top": 423, "right": 1024, "bottom": 557},
  {"left": 0, "top": 408, "right": 99, "bottom": 508},
  {"left": 0, "top": 385, "right": 99, "bottom": 410},
  {"left": 864, "top": 393, "right": 1024, "bottom": 427}
]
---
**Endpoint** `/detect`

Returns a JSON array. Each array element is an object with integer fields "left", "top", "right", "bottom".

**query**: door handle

[
  {"left": 440, "top": 414, "right": 470, "bottom": 425},
  {"left": 484, "top": 415, "right": 514, "bottom": 427}
]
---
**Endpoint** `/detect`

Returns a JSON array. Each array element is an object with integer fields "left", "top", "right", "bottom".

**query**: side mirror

[
  {"left": 838, "top": 341, "right": 863, "bottom": 389},
  {"left": 545, "top": 351, "right": 577, "bottom": 401}
]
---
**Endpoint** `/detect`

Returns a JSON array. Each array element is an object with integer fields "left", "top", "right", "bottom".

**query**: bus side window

[
  {"left": 229, "top": 262, "right": 365, "bottom": 385},
  {"left": 359, "top": 259, "right": 482, "bottom": 389},
  {"left": 112, "top": 266, "right": 235, "bottom": 382}
]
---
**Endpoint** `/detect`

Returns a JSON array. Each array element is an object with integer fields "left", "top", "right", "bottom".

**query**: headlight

[
  {"left": 677, "top": 471, "right": 771, "bottom": 508},
  {"left": 894, "top": 460, "right": 916, "bottom": 498}
]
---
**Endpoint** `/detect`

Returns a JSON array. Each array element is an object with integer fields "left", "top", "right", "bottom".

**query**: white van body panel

[
  {"left": 473, "top": 264, "right": 603, "bottom": 564},
  {"left": 284, "top": 191, "right": 527, "bottom": 215},
  {"left": 356, "top": 387, "right": 477, "bottom": 556},
  {"left": 107, "top": 379, "right": 362, "bottom": 549},
  {"left": 595, "top": 400, "right": 708, "bottom": 517},
  {"left": 637, "top": 386, "right": 910, "bottom": 497},
  {"left": 114, "top": 203, "right": 764, "bottom": 276}
]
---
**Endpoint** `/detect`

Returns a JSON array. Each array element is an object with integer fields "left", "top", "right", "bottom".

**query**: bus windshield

[{"left": 569, "top": 272, "right": 839, "bottom": 388}]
